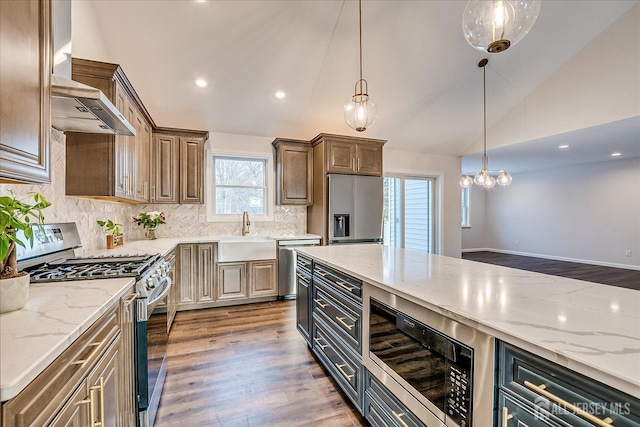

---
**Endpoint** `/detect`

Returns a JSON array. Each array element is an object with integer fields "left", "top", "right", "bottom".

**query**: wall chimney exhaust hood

[{"left": 51, "top": 74, "right": 136, "bottom": 136}]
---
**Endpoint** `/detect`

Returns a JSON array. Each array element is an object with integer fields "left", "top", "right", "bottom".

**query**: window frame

[{"left": 206, "top": 151, "right": 274, "bottom": 222}]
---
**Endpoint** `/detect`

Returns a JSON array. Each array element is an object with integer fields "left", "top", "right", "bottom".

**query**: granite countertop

[
  {"left": 296, "top": 244, "right": 640, "bottom": 399},
  {"left": 0, "top": 278, "right": 134, "bottom": 401},
  {"left": 1, "top": 232, "right": 321, "bottom": 402}
]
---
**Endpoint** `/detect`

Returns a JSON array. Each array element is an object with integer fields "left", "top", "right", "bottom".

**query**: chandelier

[
  {"left": 460, "top": 58, "right": 512, "bottom": 189},
  {"left": 343, "top": 0, "right": 377, "bottom": 132},
  {"left": 462, "top": 0, "right": 541, "bottom": 53}
]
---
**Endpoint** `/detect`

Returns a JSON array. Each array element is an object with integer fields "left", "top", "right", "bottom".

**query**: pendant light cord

[
  {"left": 482, "top": 62, "right": 488, "bottom": 170},
  {"left": 359, "top": 0, "right": 363, "bottom": 83}
]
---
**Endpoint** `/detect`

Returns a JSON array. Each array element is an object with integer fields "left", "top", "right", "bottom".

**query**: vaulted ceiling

[{"left": 72, "top": 0, "right": 638, "bottom": 163}]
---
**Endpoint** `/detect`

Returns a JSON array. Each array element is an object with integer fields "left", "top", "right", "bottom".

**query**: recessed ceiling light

[
  {"left": 558, "top": 144, "right": 570, "bottom": 149},
  {"left": 274, "top": 91, "right": 286, "bottom": 100},
  {"left": 611, "top": 152, "right": 622, "bottom": 157},
  {"left": 194, "top": 0, "right": 207, "bottom": 3},
  {"left": 195, "top": 79, "right": 208, "bottom": 88}
]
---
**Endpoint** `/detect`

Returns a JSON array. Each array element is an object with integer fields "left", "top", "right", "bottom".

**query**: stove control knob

[
  {"left": 147, "top": 278, "right": 154, "bottom": 289},
  {"left": 152, "top": 274, "right": 160, "bottom": 287}
]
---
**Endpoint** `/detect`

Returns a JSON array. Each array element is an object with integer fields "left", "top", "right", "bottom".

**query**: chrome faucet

[{"left": 241, "top": 211, "right": 251, "bottom": 236}]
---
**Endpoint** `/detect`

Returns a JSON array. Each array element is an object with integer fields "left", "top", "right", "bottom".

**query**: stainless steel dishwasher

[{"left": 277, "top": 238, "right": 320, "bottom": 299}]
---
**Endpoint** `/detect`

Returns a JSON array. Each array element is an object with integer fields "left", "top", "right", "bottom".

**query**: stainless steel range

[{"left": 17, "top": 223, "right": 173, "bottom": 427}]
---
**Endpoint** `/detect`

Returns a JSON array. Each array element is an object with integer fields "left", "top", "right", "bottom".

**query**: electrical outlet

[
  {"left": 625, "top": 250, "right": 632, "bottom": 257},
  {"left": 198, "top": 214, "right": 206, "bottom": 223}
]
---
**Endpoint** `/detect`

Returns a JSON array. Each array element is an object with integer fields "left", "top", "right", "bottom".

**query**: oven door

[{"left": 136, "top": 278, "right": 171, "bottom": 427}]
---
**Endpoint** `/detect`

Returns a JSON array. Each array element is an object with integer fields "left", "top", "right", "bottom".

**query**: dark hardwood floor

[
  {"left": 462, "top": 251, "right": 640, "bottom": 291},
  {"left": 155, "top": 301, "right": 367, "bottom": 427}
]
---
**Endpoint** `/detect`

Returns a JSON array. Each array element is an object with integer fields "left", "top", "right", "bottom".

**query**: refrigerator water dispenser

[{"left": 333, "top": 214, "right": 350, "bottom": 238}]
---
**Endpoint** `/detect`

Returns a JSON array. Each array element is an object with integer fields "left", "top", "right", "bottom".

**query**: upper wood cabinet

[
  {"left": 65, "top": 58, "right": 153, "bottom": 203},
  {"left": 312, "top": 134, "right": 385, "bottom": 176},
  {"left": 0, "top": 0, "right": 52, "bottom": 184},
  {"left": 272, "top": 138, "right": 313, "bottom": 206},
  {"left": 151, "top": 128, "right": 207, "bottom": 205}
]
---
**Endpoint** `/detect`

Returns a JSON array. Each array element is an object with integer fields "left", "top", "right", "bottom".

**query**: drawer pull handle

[
  {"left": 90, "top": 377, "right": 105, "bottom": 427},
  {"left": 314, "top": 298, "right": 328, "bottom": 309},
  {"left": 335, "top": 363, "right": 354, "bottom": 381},
  {"left": 335, "top": 281, "right": 354, "bottom": 292},
  {"left": 124, "top": 292, "right": 139, "bottom": 305},
  {"left": 392, "top": 410, "right": 409, "bottom": 427},
  {"left": 314, "top": 270, "right": 326, "bottom": 277},
  {"left": 313, "top": 337, "right": 328, "bottom": 349},
  {"left": 335, "top": 316, "right": 354, "bottom": 330},
  {"left": 72, "top": 340, "right": 105, "bottom": 368},
  {"left": 524, "top": 381, "right": 614, "bottom": 427},
  {"left": 501, "top": 407, "right": 513, "bottom": 427},
  {"left": 296, "top": 272, "right": 307, "bottom": 280}
]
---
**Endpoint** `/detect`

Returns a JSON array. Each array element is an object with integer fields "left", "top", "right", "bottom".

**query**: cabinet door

[
  {"left": 248, "top": 260, "right": 277, "bottom": 297},
  {"left": 276, "top": 143, "right": 313, "bottom": 205},
  {"left": 114, "top": 83, "right": 131, "bottom": 199},
  {"left": 88, "top": 339, "right": 120, "bottom": 427},
  {"left": 196, "top": 244, "right": 215, "bottom": 303},
  {"left": 48, "top": 380, "right": 91, "bottom": 427},
  {"left": 177, "top": 244, "right": 197, "bottom": 306},
  {"left": 152, "top": 134, "right": 179, "bottom": 204},
  {"left": 135, "top": 114, "right": 151, "bottom": 202},
  {"left": 0, "top": 0, "right": 51, "bottom": 184},
  {"left": 216, "top": 263, "right": 247, "bottom": 301},
  {"left": 179, "top": 136, "right": 204, "bottom": 204},
  {"left": 355, "top": 143, "right": 383, "bottom": 176},
  {"left": 326, "top": 140, "right": 356, "bottom": 174},
  {"left": 119, "top": 290, "right": 137, "bottom": 427},
  {"left": 296, "top": 272, "right": 311, "bottom": 344}
]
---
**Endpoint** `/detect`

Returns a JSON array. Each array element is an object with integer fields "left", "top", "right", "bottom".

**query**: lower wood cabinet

[
  {"left": 1, "top": 287, "right": 134, "bottom": 427},
  {"left": 248, "top": 260, "right": 278, "bottom": 298},
  {"left": 216, "top": 262, "right": 247, "bottom": 302},
  {"left": 216, "top": 260, "right": 278, "bottom": 302}
]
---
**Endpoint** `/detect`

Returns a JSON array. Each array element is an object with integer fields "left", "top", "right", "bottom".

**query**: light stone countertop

[
  {"left": 296, "top": 244, "right": 640, "bottom": 399},
  {"left": 0, "top": 278, "right": 134, "bottom": 401},
  {"left": 0, "top": 232, "right": 321, "bottom": 402}
]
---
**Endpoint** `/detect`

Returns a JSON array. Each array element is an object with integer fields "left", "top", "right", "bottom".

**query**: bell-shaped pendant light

[
  {"left": 462, "top": 0, "right": 541, "bottom": 53},
  {"left": 460, "top": 58, "right": 512, "bottom": 189},
  {"left": 344, "top": 0, "right": 377, "bottom": 132}
]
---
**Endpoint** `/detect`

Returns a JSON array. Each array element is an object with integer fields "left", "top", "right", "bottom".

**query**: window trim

[{"left": 206, "top": 150, "right": 274, "bottom": 222}]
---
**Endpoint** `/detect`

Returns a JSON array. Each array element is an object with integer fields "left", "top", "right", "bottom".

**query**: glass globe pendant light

[
  {"left": 462, "top": 0, "right": 541, "bottom": 53},
  {"left": 344, "top": 0, "right": 377, "bottom": 132}
]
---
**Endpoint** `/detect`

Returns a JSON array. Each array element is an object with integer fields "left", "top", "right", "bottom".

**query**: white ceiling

[{"left": 74, "top": 0, "right": 638, "bottom": 166}]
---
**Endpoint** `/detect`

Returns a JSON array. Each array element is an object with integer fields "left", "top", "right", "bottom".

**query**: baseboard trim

[{"left": 462, "top": 248, "right": 640, "bottom": 271}]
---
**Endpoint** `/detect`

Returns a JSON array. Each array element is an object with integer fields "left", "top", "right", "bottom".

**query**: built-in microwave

[{"left": 363, "top": 286, "right": 495, "bottom": 427}]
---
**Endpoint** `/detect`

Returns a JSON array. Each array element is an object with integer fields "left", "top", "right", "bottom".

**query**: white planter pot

[{"left": 0, "top": 274, "right": 30, "bottom": 314}]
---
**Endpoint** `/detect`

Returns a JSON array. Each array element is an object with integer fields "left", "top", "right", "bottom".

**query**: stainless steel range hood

[{"left": 51, "top": 74, "right": 136, "bottom": 136}]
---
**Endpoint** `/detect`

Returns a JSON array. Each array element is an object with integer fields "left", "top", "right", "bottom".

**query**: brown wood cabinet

[
  {"left": 307, "top": 134, "right": 386, "bottom": 244},
  {"left": 65, "top": 58, "right": 153, "bottom": 203},
  {"left": 175, "top": 243, "right": 215, "bottom": 310},
  {"left": 119, "top": 290, "right": 137, "bottom": 427},
  {"left": 152, "top": 129, "right": 207, "bottom": 204},
  {"left": 0, "top": 290, "right": 129, "bottom": 427},
  {"left": 0, "top": 0, "right": 51, "bottom": 184},
  {"left": 248, "top": 260, "right": 278, "bottom": 298},
  {"left": 216, "top": 262, "right": 247, "bottom": 302},
  {"left": 272, "top": 138, "right": 313, "bottom": 205}
]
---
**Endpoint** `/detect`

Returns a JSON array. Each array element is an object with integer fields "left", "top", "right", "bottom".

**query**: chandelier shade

[
  {"left": 460, "top": 58, "right": 512, "bottom": 190},
  {"left": 462, "top": 0, "right": 541, "bottom": 53},
  {"left": 344, "top": 0, "right": 377, "bottom": 132}
]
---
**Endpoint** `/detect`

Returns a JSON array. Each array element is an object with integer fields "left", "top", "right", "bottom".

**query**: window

[
  {"left": 383, "top": 175, "right": 438, "bottom": 253},
  {"left": 461, "top": 187, "right": 470, "bottom": 227},
  {"left": 211, "top": 155, "right": 268, "bottom": 217}
]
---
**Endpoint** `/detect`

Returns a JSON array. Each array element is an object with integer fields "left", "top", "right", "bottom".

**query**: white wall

[
  {"left": 462, "top": 3, "right": 640, "bottom": 155},
  {"left": 472, "top": 158, "right": 640, "bottom": 268},
  {"left": 71, "top": 1, "right": 112, "bottom": 62},
  {"left": 383, "top": 148, "right": 461, "bottom": 258}
]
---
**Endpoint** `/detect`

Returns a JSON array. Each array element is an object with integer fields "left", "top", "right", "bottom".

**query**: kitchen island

[{"left": 296, "top": 244, "right": 640, "bottom": 399}]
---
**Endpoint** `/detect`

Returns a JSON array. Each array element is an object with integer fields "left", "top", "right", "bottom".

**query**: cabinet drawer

[
  {"left": 365, "top": 372, "right": 427, "bottom": 427},
  {"left": 296, "top": 255, "right": 312, "bottom": 276},
  {"left": 498, "top": 390, "right": 589, "bottom": 427},
  {"left": 2, "top": 304, "right": 120, "bottom": 426},
  {"left": 499, "top": 342, "right": 640, "bottom": 427},
  {"left": 313, "top": 262, "right": 362, "bottom": 301},
  {"left": 312, "top": 317, "right": 363, "bottom": 412},
  {"left": 312, "top": 280, "right": 362, "bottom": 352}
]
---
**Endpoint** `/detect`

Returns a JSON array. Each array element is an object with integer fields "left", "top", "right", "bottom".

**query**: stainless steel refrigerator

[{"left": 327, "top": 174, "right": 384, "bottom": 244}]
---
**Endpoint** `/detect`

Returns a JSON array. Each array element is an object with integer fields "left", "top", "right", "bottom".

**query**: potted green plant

[
  {"left": 97, "top": 219, "right": 124, "bottom": 249},
  {"left": 0, "top": 191, "right": 51, "bottom": 313}
]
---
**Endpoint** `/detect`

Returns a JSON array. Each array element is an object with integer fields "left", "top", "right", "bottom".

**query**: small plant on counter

[
  {"left": 133, "top": 211, "right": 166, "bottom": 240},
  {"left": 97, "top": 219, "right": 123, "bottom": 235},
  {"left": 0, "top": 192, "right": 51, "bottom": 279},
  {"left": 97, "top": 219, "right": 124, "bottom": 249}
]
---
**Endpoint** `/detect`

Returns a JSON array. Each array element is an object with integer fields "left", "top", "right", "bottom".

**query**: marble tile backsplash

[{"left": 0, "top": 129, "right": 306, "bottom": 255}]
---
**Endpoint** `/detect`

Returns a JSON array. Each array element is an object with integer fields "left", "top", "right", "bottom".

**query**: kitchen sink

[{"left": 217, "top": 237, "right": 276, "bottom": 262}]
